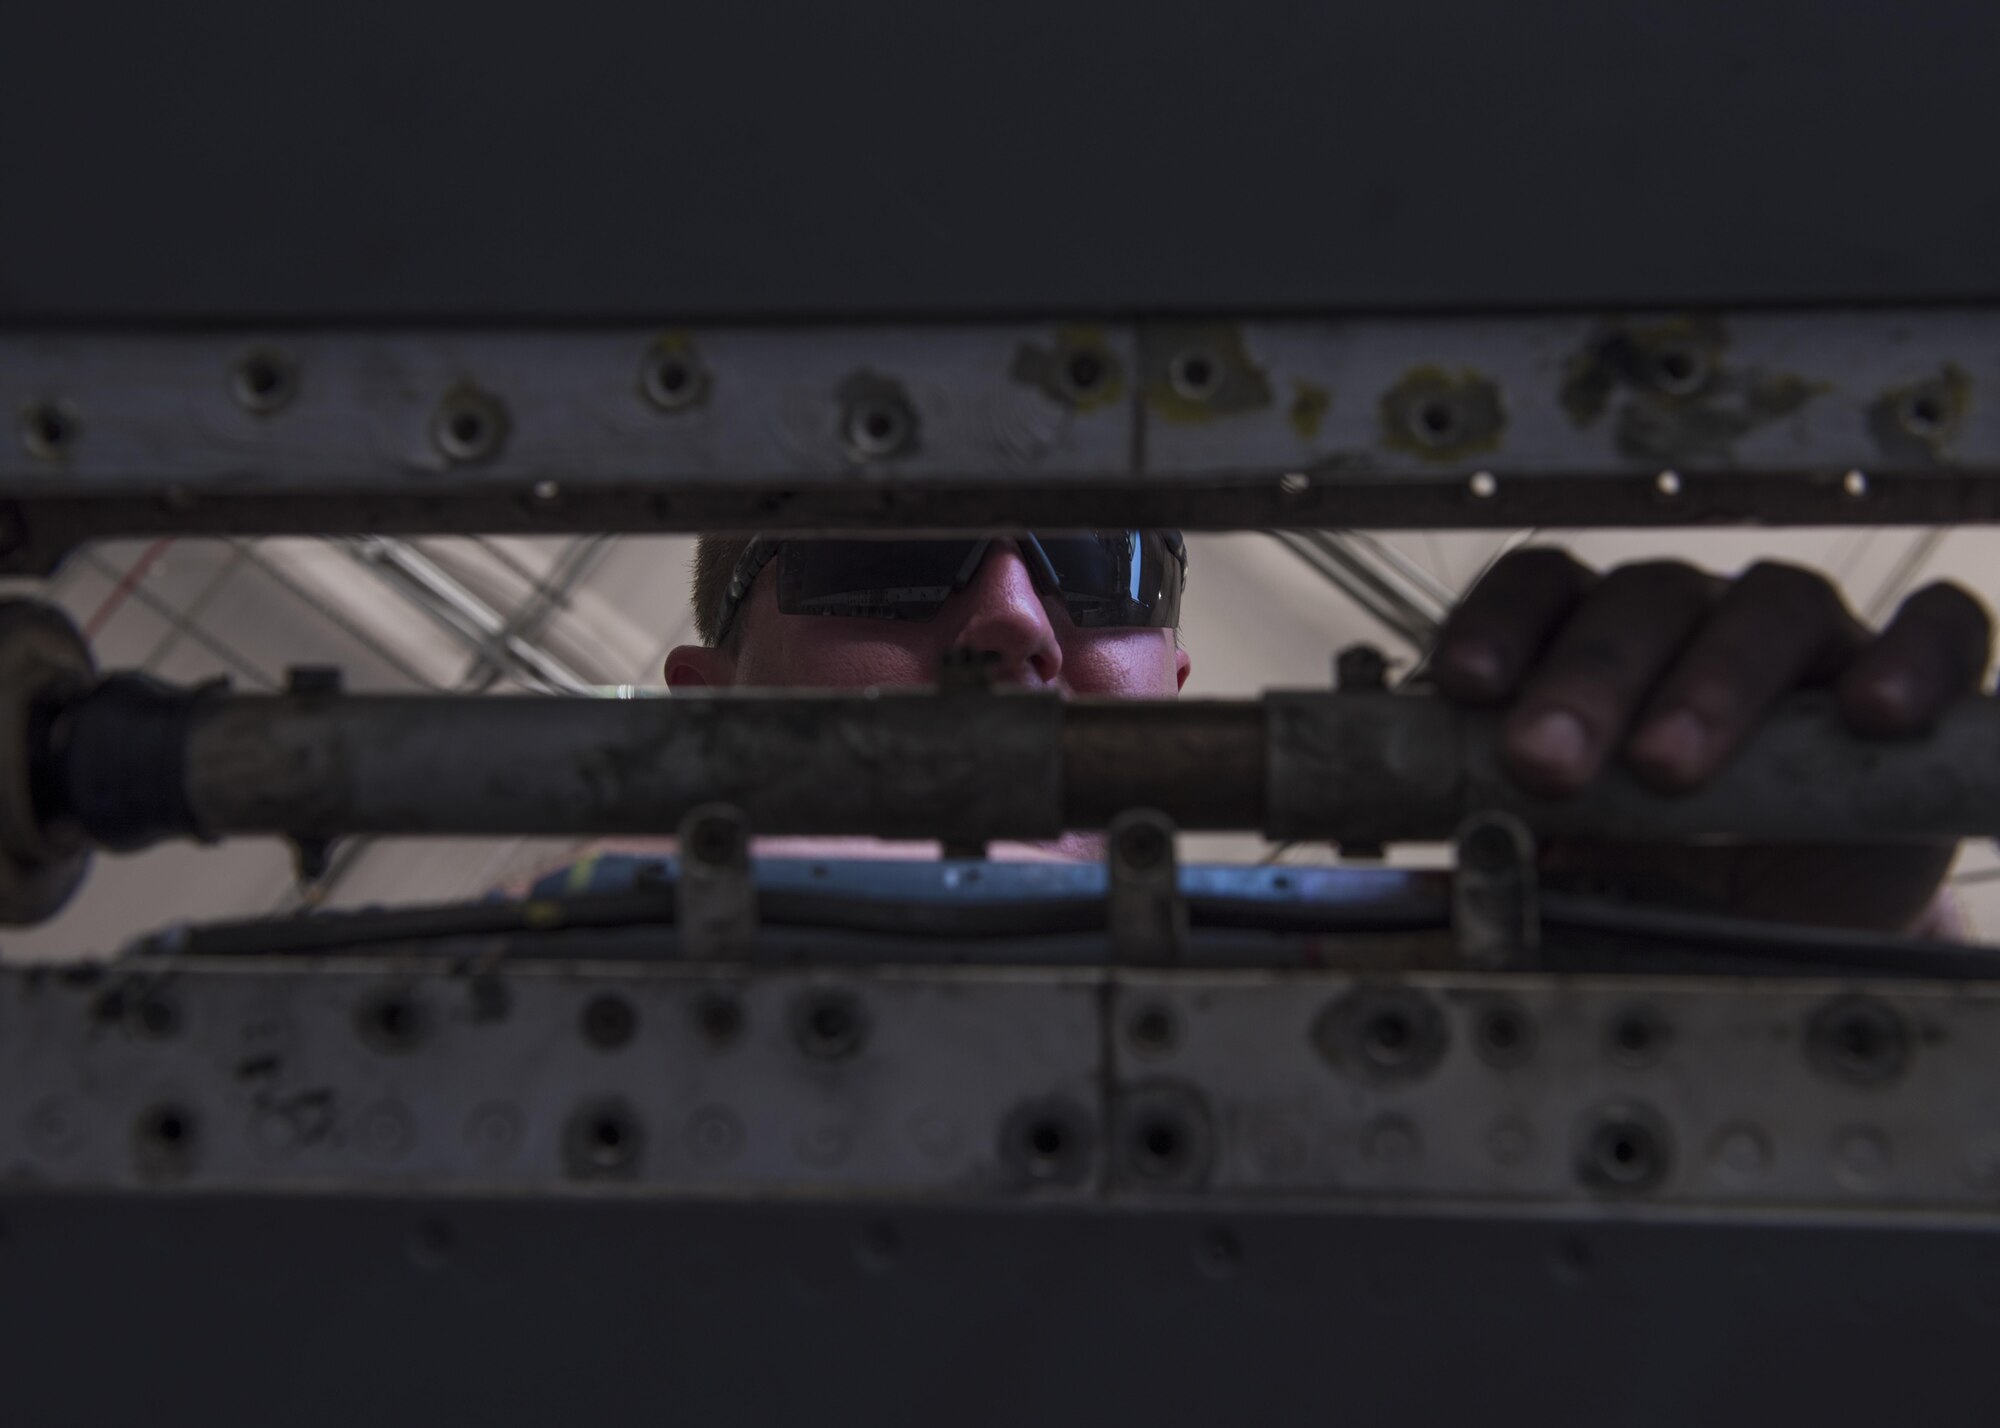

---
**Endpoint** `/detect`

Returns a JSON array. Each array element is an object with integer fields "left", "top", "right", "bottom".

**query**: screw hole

[
  {"left": 792, "top": 989, "right": 867, "bottom": 1061},
  {"left": 844, "top": 397, "right": 913, "bottom": 459},
  {"left": 1608, "top": 1008, "right": 1668, "bottom": 1066},
  {"left": 1366, "top": 1011, "right": 1412, "bottom": 1060},
  {"left": 696, "top": 992, "right": 743, "bottom": 1046},
  {"left": 136, "top": 995, "right": 179, "bottom": 1040},
  {"left": 1809, "top": 996, "right": 1909, "bottom": 1085},
  {"left": 133, "top": 1102, "right": 199, "bottom": 1177},
  {"left": 356, "top": 989, "right": 426, "bottom": 1053},
  {"left": 1650, "top": 344, "right": 1708, "bottom": 395},
  {"left": 231, "top": 350, "right": 296, "bottom": 413},
  {"left": 1141, "top": 1119, "right": 1182, "bottom": 1165},
  {"left": 433, "top": 389, "right": 508, "bottom": 464},
  {"left": 1168, "top": 350, "right": 1221, "bottom": 401},
  {"left": 642, "top": 345, "right": 707, "bottom": 412},
  {"left": 580, "top": 994, "right": 637, "bottom": 1050},
  {"left": 1127, "top": 1003, "right": 1180, "bottom": 1056},
  {"left": 1475, "top": 1002, "right": 1534, "bottom": 1067},
  {"left": 21, "top": 401, "right": 76, "bottom": 460},
  {"left": 1580, "top": 1113, "right": 1669, "bottom": 1191},
  {"left": 565, "top": 1100, "right": 643, "bottom": 1177},
  {"left": 1063, "top": 349, "right": 1106, "bottom": 396},
  {"left": 1904, "top": 390, "right": 1950, "bottom": 435},
  {"left": 1413, "top": 397, "right": 1460, "bottom": 443},
  {"left": 1006, "top": 1100, "right": 1091, "bottom": 1185}
]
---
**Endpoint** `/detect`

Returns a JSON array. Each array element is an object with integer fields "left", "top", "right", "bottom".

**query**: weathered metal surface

[
  {"left": 8, "top": 312, "right": 2000, "bottom": 568},
  {"left": 1127, "top": 970, "right": 2000, "bottom": 1211},
  {"left": 0, "top": 960, "right": 1102, "bottom": 1197},
  {"left": 1265, "top": 689, "right": 2000, "bottom": 844},
  {"left": 34, "top": 678, "right": 2000, "bottom": 855},
  {"left": 176, "top": 686, "right": 1069, "bottom": 843},
  {"left": 10, "top": 956, "right": 2000, "bottom": 1214}
]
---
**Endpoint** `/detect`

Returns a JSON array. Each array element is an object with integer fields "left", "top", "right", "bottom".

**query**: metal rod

[{"left": 38, "top": 681, "right": 2000, "bottom": 849}]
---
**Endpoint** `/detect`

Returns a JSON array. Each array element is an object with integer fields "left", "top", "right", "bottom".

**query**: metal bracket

[
  {"left": 1452, "top": 811, "right": 1540, "bottom": 969},
  {"left": 1107, "top": 808, "right": 1188, "bottom": 965},
  {"left": 937, "top": 649, "right": 999, "bottom": 860},
  {"left": 676, "top": 803, "right": 756, "bottom": 959}
]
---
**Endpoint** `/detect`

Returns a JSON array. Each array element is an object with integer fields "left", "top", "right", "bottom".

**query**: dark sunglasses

[{"left": 715, "top": 532, "right": 1186, "bottom": 644}]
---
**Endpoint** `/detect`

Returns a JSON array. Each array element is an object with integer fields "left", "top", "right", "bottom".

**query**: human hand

[{"left": 1427, "top": 549, "right": 1993, "bottom": 932}]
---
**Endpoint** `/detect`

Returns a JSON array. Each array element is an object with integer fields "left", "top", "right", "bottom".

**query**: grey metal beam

[{"left": 4, "top": 311, "right": 1999, "bottom": 572}]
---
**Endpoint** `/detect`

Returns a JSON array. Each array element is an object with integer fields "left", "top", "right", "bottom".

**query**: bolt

[
  {"left": 1313, "top": 986, "right": 1449, "bottom": 1085},
  {"left": 1335, "top": 644, "right": 1389, "bottom": 691},
  {"left": 1808, "top": 996, "right": 1910, "bottom": 1087},
  {"left": 1114, "top": 818, "right": 1171, "bottom": 872}
]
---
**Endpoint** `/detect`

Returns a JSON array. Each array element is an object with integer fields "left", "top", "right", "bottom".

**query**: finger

[
  {"left": 1838, "top": 581, "right": 1994, "bottom": 734},
  {"left": 1428, "top": 547, "right": 1595, "bottom": 703},
  {"left": 1501, "top": 560, "right": 1719, "bottom": 794},
  {"left": 1625, "top": 561, "right": 1864, "bottom": 790}
]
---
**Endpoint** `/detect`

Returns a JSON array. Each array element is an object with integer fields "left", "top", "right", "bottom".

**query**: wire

[{"left": 81, "top": 538, "right": 173, "bottom": 639}]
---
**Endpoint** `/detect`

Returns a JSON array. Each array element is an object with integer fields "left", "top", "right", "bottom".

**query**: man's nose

[{"left": 944, "top": 541, "right": 1064, "bottom": 685}]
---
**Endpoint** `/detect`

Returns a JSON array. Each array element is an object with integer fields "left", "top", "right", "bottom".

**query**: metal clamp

[
  {"left": 676, "top": 803, "right": 756, "bottom": 959},
  {"left": 1452, "top": 810, "right": 1539, "bottom": 969},
  {"left": 1107, "top": 808, "right": 1188, "bottom": 965}
]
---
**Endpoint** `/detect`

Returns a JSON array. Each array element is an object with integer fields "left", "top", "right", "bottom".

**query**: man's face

[{"left": 666, "top": 538, "right": 1191, "bottom": 696}]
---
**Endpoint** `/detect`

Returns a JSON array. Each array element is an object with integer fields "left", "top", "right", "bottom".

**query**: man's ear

[
  {"left": 665, "top": 644, "right": 737, "bottom": 689},
  {"left": 1174, "top": 644, "right": 1192, "bottom": 692}
]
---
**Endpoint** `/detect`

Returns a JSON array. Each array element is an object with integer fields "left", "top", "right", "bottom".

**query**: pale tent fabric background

[{"left": 3, "top": 527, "right": 1994, "bottom": 962}]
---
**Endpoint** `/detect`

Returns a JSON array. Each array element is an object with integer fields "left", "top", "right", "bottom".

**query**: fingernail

[
  {"left": 1512, "top": 708, "right": 1591, "bottom": 778},
  {"left": 1852, "top": 673, "right": 1919, "bottom": 729},
  {"left": 1438, "top": 642, "right": 1504, "bottom": 694},
  {"left": 1630, "top": 710, "right": 1709, "bottom": 781}
]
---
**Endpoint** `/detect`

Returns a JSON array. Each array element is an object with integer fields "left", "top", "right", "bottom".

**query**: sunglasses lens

[
  {"left": 770, "top": 533, "right": 1184, "bottom": 628},
  {"left": 1033, "top": 531, "right": 1184, "bottom": 628},
  {"left": 776, "top": 540, "right": 982, "bottom": 620}
]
